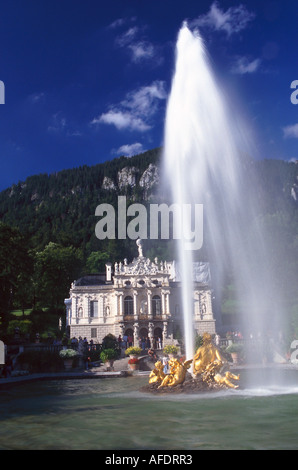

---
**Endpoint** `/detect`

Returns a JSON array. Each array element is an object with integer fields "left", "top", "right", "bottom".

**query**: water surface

[{"left": 1, "top": 369, "right": 298, "bottom": 450}]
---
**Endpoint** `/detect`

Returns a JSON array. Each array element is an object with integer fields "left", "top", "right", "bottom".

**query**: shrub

[
  {"left": 163, "top": 345, "right": 179, "bottom": 355},
  {"left": 226, "top": 343, "right": 243, "bottom": 354},
  {"left": 59, "top": 349, "right": 79, "bottom": 359},
  {"left": 102, "top": 333, "right": 118, "bottom": 350},
  {"left": 125, "top": 346, "right": 142, "bottom": 356},
  {"left": 7, "top": 319, "right": 32, "bottom": 336},
  {"left": 100, "top": 348, "right": 118, "bottom": 362}
]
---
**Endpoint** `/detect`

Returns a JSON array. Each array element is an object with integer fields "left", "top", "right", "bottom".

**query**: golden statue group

[{"left": 149, "top": 333, "right": 240, "bottom": 390}]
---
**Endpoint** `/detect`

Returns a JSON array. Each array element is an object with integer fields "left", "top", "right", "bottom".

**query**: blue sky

[{"left": 0, "top": 0, "right": 298, "bottom": 191}]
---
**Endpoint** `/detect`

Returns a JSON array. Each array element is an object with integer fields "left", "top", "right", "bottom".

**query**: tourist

[
  {"left": 158, "top": 337, "right": 162, "bottom": 349},
  {"left": 141, "top": 337, "right": 146, "bottom": 350},
  {"left": 128, "top": 334, "right": 133, "bottom": 347},
  {"left": 162, "top": 355, "right": 168, "bottom": 374},
  {"left": 146, "top": 337, "right": 151, "bottom": 349},
  {"left": 71, "top": 337, "right": 78, "bottom": 349},
  {"left": 148, "top": 348, "right": 157, "bottom": 361},
  {"left": 123, "top": 334, "right": 128, "bottom": 349}
]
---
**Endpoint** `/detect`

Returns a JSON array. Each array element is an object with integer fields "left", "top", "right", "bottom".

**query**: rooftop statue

[{"left": 136, "top": 238, "right": 143, "bottom": 257}]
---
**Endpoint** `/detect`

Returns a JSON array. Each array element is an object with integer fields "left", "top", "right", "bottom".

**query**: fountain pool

[{"left": 1, "top": 369, "right": 298, "bottom": 450}]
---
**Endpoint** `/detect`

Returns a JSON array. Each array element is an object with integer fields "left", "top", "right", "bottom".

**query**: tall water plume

[{"left": 162, "top": 23, "right": 284, "bottom": 361}]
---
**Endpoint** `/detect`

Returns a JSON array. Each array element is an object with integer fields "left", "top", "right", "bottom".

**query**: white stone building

[{"left": 65, "top": 240, "right": 216, "bottom": 346}]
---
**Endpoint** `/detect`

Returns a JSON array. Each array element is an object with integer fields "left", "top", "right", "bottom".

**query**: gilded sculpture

[
  {"left": 157, "top": 358, "right": 193, "bottom": 388},
  {"left": 149, "top": 361, "right": 166, "bottom": 384},
  {"left": 193, "top": 332, "right": 240, "bottom": 389},
  {"left": 149, "top": 332, "right": 240, "bottom": 391},
  {"left": 193, "top": 333, "right": 224, "bottom": 375}
]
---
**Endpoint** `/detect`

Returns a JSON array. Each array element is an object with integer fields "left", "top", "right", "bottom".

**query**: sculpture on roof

[{"left": 136, "top": 238, "right": 143, "bottom": 257}]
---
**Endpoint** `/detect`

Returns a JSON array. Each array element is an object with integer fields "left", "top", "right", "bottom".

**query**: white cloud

[
  {"left": 47, "top": 113, "right": 67, "bottom": 133},
  {"left": 28, "top": 92, "right": 45, "bottom": 103},
  {"left": 115, "top": 26, "right": 139, "bottom": 47},
  {"left": 191, "top": 1, "right": 255, "bottom": 37},
  {"left": 115, "top": 23, "right": 158, "bottom": 63},
  {"left": 108, "top": 18, "right": 127, "bottom": 29},
  {"left": 108, "top": 17, "right": 136, "bottom": 30},
  {"left": 93, "top": 110, "right": 150, "bottom": 132},
  {"left": 283, "top": 124, "right": 298, "bottom": 139},
  {"left": 47, "top": 112, "right": 82, "bottom": 136},
  {"left": 129, "top": 41, "right": 155, "bottom": 62},
  {"left": 91, "top": 80, "right": 167, "bottom": 132},
  {"left": 115, "top": 142, "right": 144, "bottom": 156},
  {"left": 123, "top": 81, "right": 167, "bottom": 115},
  {"left": 231, "top": 56, "right": 261, "bottom": 74}
]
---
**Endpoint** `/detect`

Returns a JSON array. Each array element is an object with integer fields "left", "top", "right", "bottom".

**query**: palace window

[
  {"left": 90, "top": 300, "right": 98, "bottom": 318},
  {"left": 91, "top": 328, "right": 97, "bottom": 338},
  {"left": 152, "top": 295, "right": 162, "bottom": 317},
  {"left": 124, "top": 296, "right": 134, "bottom": 316}
]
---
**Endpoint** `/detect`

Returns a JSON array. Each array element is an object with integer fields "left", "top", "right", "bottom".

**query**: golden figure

[
  {"left": 149, "top": 361, "right": 166, "bottom": 384},
  {"left": 214, "top": 371, "right": 240, "bottom": 389},
  {"left": 193, "top": 332, "right": 224, "bottom": 375},
  {"left": 158, "top": 358, "right": 193, "bottom": 388},
  {"left": 193, "top": 333, "right": 240, "bottom": 389},
  {"left": 148, "top": 332, "right": 240, "bottom": 390}
]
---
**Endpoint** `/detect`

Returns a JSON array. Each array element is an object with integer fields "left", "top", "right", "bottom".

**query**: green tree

[
  {"left": 85, "top": 251, "right": 110, "bottom": 273},
  {"left": 0, "top": 223, "right": 32, "bottom": 326},
  {"left": 34, "top": 242, "right": 83, "bottom": 311}
]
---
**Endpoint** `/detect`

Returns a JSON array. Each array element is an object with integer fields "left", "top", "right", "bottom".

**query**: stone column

[
  {"left": 85, "top": 295, "right": 91, "bottom": 319},
  {"left": 71, "top": 296, "right": 77, "bottom": 324},
  {"left": 133, "top": 290, "right": 138, "bottom": 319},
  {"left": 65, "top": 299, "right": 72, "bottom": 326},
  {"left": 147, "top": 290, "right": 152, "bottom": 319},
  {"left": 148, "top": 322, "right": 154, "bottom": 341},
  {"left": 133, "top": 322, "right": 139, "bottom": 345},
  {"left": 165, "top": 291, "right": 170, "bottom": 315},
  {"left": 161, "top": 291, "right": 166, "bottom": 315},
  {"left": 163, "top": 321, "right": 168, "bottom": 345},
  {"left": 115, "top": 292, "right": 124, "bottom": 320},
  {"left": 161, "top": 290, "right": 170, "bottom": 317},
  {"left": 119, "top": 293, "right": 124, "bottom": 316}
]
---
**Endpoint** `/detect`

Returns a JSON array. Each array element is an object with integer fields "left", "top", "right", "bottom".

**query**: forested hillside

[
  {"left": 0, "top": 147, "right": 162, "bottom": 260},
  {"left": 0, "top": 147, "right": 298, "bottom": 338}
]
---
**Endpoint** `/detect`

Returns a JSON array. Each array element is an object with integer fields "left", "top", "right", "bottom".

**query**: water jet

[{"left": 161, "top": 22, "right": 285, "bottom": 381}]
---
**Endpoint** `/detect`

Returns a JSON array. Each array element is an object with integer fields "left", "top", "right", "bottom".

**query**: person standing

[{"left": 162, "top": 355, "right": 168, "bottom": 374}]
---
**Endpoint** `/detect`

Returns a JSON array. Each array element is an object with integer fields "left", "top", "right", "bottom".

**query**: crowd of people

[{"left": 117, "top": 334, "right": 163, "bottom": 351}]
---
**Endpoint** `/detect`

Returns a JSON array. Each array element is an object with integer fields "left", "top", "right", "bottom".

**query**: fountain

[
  {"left": 148, "top": 22, "right": 286, "bottom": 390},
  {"left": 145, "top": 332, "right": 239, "bottom": 393}
]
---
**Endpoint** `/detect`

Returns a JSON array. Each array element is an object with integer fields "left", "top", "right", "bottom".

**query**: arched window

[
  {"left": 124, "top": 296, "right": 134, "bottom": 316},
  {"left": 152, "top": 295, "right": 161, "bottom": 317}
]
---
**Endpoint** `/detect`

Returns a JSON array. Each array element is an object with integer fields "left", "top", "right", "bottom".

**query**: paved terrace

[{"left": 0, "top": 355, "right": 152, "bottom": 386}]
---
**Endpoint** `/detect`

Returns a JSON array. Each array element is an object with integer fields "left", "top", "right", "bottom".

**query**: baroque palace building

[{"left": 65, "top": 240, "right": 216, "bottom": 346}]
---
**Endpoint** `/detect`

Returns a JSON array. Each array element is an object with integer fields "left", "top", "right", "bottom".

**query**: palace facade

[{"left": 64, "top": 240, "right": 216, "bottom": 346}]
